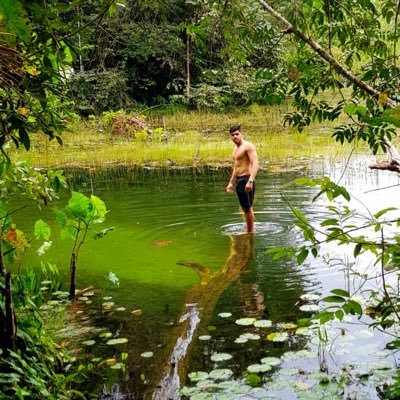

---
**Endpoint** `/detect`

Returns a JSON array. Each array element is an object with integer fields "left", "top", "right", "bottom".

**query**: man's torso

[{"left": 232, "top": 141, "right": 252, "bottom": 176}]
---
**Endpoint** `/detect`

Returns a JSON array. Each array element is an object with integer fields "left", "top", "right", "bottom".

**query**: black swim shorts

[{"left": 235, "top": 175, "right": 255, "bottom": 212}]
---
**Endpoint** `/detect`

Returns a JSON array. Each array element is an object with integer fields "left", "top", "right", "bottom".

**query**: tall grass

[{"left": 11, "top": 105, "right": 361, "bottom": 169}]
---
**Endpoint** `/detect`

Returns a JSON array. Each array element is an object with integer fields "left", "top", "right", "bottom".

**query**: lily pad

[
  {"left": 188, "top": 371, "right": 210, "bottom": 382},
  {"left": 103, "top": 296, "right": 112, "bottom": 300},
  {"left": 140, "top": 351, "right": 154, "bottom": 358},
  {"left": 82, "top": 340, "right": 95, "bottom": 346},
  {"left": 254, "top": 319, "right": 273, "bottom": 328},
  {"left": 131, "top": 309, "right": 143, "bottom": 316},
  {"left": 266, "top": 332, "right": 289, "bottom": 342},
  {"left": 116, "top": 307, "right": 126, "bottom": 311},
  {"left": 282, "top": 323, "right": 297, "bottom": 329},
  {"left": 299, "top": 304, "right": 320, "bottom": 312},
  {"left": 296, "top": 327, "right": 314, "bottom": 336},
  {"left": 300, "top": 293, "right": 320, "bottom": 301},
  {"left": 234, "top": 337, "right": 248, "bottom": 344},
  {"left": 99, "top": 332, "right": 113, "bottom": 338},
  {"left": 211, "top": 353, "right": 232, "bottom": 362},
  {"left": 199, "top": 335, "right": 212, "bottom": 341},
  {"left": 240, "top": 333, "right": 261, "bottom": 340},
  {"left": 260, "top": 357, "right": 281, "bottom": 367},
  {"left": 110, "top": 363, "right": 124, "bottom": 370},
  {"left": 106, "top": 338, "right": 129, "bottom": 345},
  {"left": 218, "top": 312, "right": 232, "bottom": 318},
  {"left": 209, "top": 369, "right": 233, "bottom": 381},
  {"left": 235, "top": 318, "right": 256, "bottom": 326},
  {"left": 247, "top": 364, "right": 272, "bottom": 373}
]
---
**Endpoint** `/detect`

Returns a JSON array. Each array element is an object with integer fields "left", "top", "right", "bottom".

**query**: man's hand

[
  {"left": 245, "top": 182, "right": 253, "bottom": 192},
  {"left": 226, "top": 182, "right": 234, "bottom": 193}
]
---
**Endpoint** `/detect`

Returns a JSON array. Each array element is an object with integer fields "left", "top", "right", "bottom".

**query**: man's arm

[
  {"left": 245, "top": 143, "right": 259, "bottom": 192},
  {"left": 226, "top": 169, "right": 237, "bottom": 193}
]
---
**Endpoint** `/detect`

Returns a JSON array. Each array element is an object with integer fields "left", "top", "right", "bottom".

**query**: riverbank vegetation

[{"left": 11, "top": 105, "right": 354, "bottom": 169}]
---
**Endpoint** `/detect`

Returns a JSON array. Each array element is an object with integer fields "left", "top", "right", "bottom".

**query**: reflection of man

[{"left": 226, "top": 125, "right": 259, "bottom": 233}]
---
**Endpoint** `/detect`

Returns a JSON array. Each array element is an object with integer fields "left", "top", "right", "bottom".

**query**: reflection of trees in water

[{"left": 151, "top": 233, "right": 254, "bottom": 400}]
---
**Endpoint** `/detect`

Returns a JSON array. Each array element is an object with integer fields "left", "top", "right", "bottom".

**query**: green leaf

[
  {"left": 323, "top": 295, "right": 346, "bottom": 303},
  {"left": 331, "top": 289, "right": 350, "bottom": 297},
  {"left": 88, "top": 194, "right": 107, "bottom": 221},
  {"left": 374, "top": 207, "right": 397, "bottom": 219},
  {"left": 297, "top": 248, "right": 309, "bottom": 264},
  {"left": 354, "top": 243, "right": 362, "bottom": 257},
  {"left": 320, "top": 218, "right": 338, "bottom": 227},
  {"left": 34, "top": 219, "right": 51, "bottom": 240},
  {"left": 0, "top": 0, "right": 31, "bottom": 42},
  {"left": 67, "top": 191, "right": 91, "bottom": 219}
]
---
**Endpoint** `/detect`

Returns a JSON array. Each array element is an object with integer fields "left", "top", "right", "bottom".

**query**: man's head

[{"left": 229, "top": 125, "right": 243, "bottom": 145}]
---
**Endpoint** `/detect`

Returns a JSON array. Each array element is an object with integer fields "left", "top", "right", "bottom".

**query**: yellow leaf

[{"left": 379, "top": 92, "right": 388, "bottom": 106}]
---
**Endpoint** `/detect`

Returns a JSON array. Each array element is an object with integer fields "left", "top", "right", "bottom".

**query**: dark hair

[{"left": 229, "top": 125, "right": 241, "bottom": 133}]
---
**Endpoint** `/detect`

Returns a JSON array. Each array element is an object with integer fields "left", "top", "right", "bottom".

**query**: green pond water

[{"left": 13, "top": 157, "right": 400, "bottom": 399}]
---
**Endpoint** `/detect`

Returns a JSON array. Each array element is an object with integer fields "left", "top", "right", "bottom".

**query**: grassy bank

[{"left": 12, "top": 105, "right": 362, "bottom": 169}]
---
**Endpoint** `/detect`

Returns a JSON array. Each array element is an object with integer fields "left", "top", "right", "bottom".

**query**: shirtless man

[{"left": 226, "top": 125, "right": 259, "bottom": 233}]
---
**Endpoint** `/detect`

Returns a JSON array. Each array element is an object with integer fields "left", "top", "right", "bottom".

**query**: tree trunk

[
  {"left": 69, "top": 253, "right": 76, "bottom": 300},
  {"left": 256, "top": 0, "right": 400, "bottom": 172},
  {"left": 186, "top": 34, "right": 191, "bottom": 98},
  {"left": 3, "top": 272, "right": 16, "bottom": 351},
  {"left": 0, "top": 225, "right": 5, "bottom": 277}
]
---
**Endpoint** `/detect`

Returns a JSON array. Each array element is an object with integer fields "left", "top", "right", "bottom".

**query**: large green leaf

[
  {"left": 67, "top": 191, "right": 91, "bottom": 219},
  {"left": 0, "top": 0, "right": 30, "bottom": 42},
  {"left": 89, "top": 194, "right": 107, "bottom": 221},
  {"left": 34, "top": 219, "right": 51, "bottom": 240}
]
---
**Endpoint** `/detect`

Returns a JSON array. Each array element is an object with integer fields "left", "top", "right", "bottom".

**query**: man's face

[{"left": 230, "top": 129, "right": 243, "bottom": 145}]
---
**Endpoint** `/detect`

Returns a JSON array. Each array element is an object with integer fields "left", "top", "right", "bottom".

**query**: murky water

[{"left": 13, "top": 156, "right": 400, "bottom": 399}]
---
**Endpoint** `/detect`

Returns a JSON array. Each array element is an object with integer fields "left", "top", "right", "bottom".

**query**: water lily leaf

[
  {"left": 211, "top": 353, "right": 232, "bottom": 362},
  {"left": 131, "top": 309, "right": 143, "bottom": 316},
  {"left": 218, "top": 312, "right": 232, "bottom": 318},
  {"left": 140, "top": 351, "right": 154, "bottom": 358},
  {"left": 116, "top": 307, "right": 126, "bottom": 311},
  {"left": 245, "top": 373, "right": 261, "bottom": 386},
  {"left": 105, "top": 358, "right": 116, "bottom": 366},
  {"left": 188, "top": 371, "right": 209, "bottom": 382},
  {"left": 151, "top": 241, "right": 172, "bottom": 246},
  {"left": 368, "top": 360, "right": 393, "bottom": 371},
  {"left": 260, "top": 357, "right": 281, "bottom": 366},
  {"left": 91, "top": 357, "right": 102, "bottom": 363},
  {"left": 265, "top": 379, "right": 288, "bottom": 390},
  {"left": 207, "top": 325, "right": 217, "bottom": 331},
  {"left": 282, "top": 323, "right": 297, "bottom": 329},
  {"left": 103, "top": 301, "right": 115, "bottom": 307},
  {"left": 292, "top": 381, "right": 312, "bottom": 391},
  {"left": 110, "top": 363, "right": 124, "bottom": 370},
  {"left": 82, "top": 340, "right": 95, "bottom": 346},
  {"left": 199, "top": 335, "right": 212, "bottom": 341},
  {"left": 299, "top": 304, "right": 320, "bottom": 312},
  {"left": 247, "top": 364, "right": 272, "bottom": 373},
  {"left": 240, "top": 333, "right": 260, "bottom": 340},
  {"left": 106, "top": 338, "right": 129, "bottom": 345},
  {"left": 234, "top": 337, "right": 248, "bottom": 344},
  {"left": 254, "top": 319, "right": 273, "bottom": 328},
  {"left": 78, "top": 296, "right": 88, "bottom": 301},
  {"left": 99, "top": 332, "right": 112, "bottom": 338},
  {"left": 310, "top": 372, "right": 330, "bottom": 383},
  {"left": 296, "top": 327, "right": 314, "bottom": 336},
  {"left": 209, "top": 369, "right": 233, "bottom": 381},
  {"left": 41, "top": 280, "right": 52, "bottom": 285},
  {"left": 300, "top": 293, "right": 320, "bottom": 301},
  {"left": 280, "top": 368, "right": 299, "bottom": 376},
  {"left": 235, "top": 318, "right": 256, "bottom": 326},
  {"left": 103, "top": 296, "right": 112, "bottom": 300},
  {"left": 267, "top": 332, "right": 289, "bottom": 342}
]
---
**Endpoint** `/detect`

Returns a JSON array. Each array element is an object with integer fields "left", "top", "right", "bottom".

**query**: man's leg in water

[{"left": 243, "top": 207, "right": 254, "bottom": 233}]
